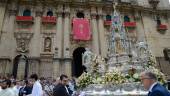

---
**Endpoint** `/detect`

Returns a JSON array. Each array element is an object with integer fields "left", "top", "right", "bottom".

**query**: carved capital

[
  {"left": 35, "top": 5, "right": 43, "bottom": 17},
  {"left": 97, "top": 7, "right": 103, "bottom": 15},
  {"left": 8, "top": 2, "right": 18, "bottom": 11},
  {"left": 57, "top": 5, "right": 63, "bottom": 13},
  {"left": 64, "top": 5, "right": 70, "bottom": 13},
  {"left": 56, "top": 12, "right": 63, "bottom": 17},
  {"left": 36, "top": 11, "right": 43, "bottom": 17},
  {"left": 91, "top": 7, "right": 97, "bottom": 14}
]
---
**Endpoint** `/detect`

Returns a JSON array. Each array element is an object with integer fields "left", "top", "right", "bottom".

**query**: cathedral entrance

[{"left": 72, "top": 47, "right": 86, "bottom": 77}]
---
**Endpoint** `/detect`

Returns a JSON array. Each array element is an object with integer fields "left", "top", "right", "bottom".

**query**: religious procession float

[{"left": 76, "top": 3, "right": 167, "bottom": 96}]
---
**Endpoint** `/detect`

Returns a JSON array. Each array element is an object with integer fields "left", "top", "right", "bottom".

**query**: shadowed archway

[
  {"left": 72, "top": 47, "right": 86, "bottom": 77},
  {"left": 12, "top": 55, "right": 28, "bottom": 79}
]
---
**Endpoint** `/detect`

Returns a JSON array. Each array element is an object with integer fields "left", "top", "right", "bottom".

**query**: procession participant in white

[{"left": 30, "top": 74, "right": 43, "bottom": 96}]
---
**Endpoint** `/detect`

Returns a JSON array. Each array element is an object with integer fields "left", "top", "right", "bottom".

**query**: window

[
  {"left": 124, "top": 15, "right": 130, "bottom": 22},
  {"left": 23, "top": 9, "right": 31, "bottom": 16},
  {"left": 76, "top": 12, "right": 84, "bottom": 18},
  {"left": 106, "top": 15, "right": 112, "bottom": 21},
  {"left": 47, "top": 11, "right": 53, "bottom": 16}
]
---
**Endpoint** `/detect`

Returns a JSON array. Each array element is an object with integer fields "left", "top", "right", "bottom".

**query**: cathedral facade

[{"left": 0, "top": 0, "right": 170, "bottom": 79}]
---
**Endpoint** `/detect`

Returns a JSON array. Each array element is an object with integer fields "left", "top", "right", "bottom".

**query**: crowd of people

[
  {"left": 0, "top": 74, "right": 77, "bottom": 96},
  {"left": 0, "top": 71, "right": 170, "bottom": 96}
]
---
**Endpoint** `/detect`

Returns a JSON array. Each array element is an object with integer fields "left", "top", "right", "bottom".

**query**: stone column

[
  {"left": 63, "top": 5, "right": 72, "bottom": 77},
  {"left": 53, "top": 5, "right": 63, "bottom": 77},
  {"left": 8, "top": 7, "right": 17, "bottom": 55},
  {"left": 167, "top": 13, "right": 170, "bottom": 34},
  {"left": 91, "top": 7, "right": 100, "bottom": 55},
  {"left": 0, "top": 2, "right": 6, "bottom": 38},
  {"left": 97, "top": 7, "right": 107, "bottom": 58},
  {"left": 32, "top": 6, "right": 42, "bottom": 76},
  {"left": 56, "top": 5, "right": 63, "bottom": 59},
  {"left": 7, "top": 2, "right": 18, "bottom": 75},
  {"left": 40, "top": 54, "right": 53, "bottom": 78},
  {"left": 31, "top": 6, "right": 42, "bottom": 56},
  {"left": 53, "top": 59, "right": 60, "bottom": 78}
]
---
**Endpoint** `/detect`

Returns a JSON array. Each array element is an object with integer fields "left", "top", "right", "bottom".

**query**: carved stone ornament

[{"left": 14, "top": 32, "right": 33, "bottom": 53}]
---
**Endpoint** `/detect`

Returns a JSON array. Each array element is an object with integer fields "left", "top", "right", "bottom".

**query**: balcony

[
  {"left": 157, "top": 24, "right": 168, "bottom": 31},
  {"left": 104, "top": 20, "right": 112, "bottom": 26},
  {"left": 124, "top": 22, "right": 136, "bottom": 28},
  {"left": 16, "top": 16, "right": 34, "bottom": 23},
  {"left": 42, "top": 16, "right": 56, "bottom": 24}
]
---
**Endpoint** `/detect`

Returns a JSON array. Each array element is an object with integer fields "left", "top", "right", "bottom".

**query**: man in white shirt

[
  {"left": 0, "top": 79, "right": 16, "bottom": 96},
  {"left": 30, "top": 74, "right": 43, "bottom": 96}
]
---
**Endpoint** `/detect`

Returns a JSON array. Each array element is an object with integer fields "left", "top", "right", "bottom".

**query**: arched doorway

[
  {"left": 72, "top": 47, "right": 86, "bottom": 77},
  {"left": 12, "top": 55, "right": 28, "bottom": 79}
]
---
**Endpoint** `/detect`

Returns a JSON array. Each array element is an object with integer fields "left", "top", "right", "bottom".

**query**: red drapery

[{"left": 73, "top": 18, "right": 91, "bottom": 40}]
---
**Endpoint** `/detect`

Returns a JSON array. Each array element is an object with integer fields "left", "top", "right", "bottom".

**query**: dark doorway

[
  {"left": 72, "top": 47, "right": 86, "bottom": 77},
  {"left": 12, "top": 55, "right": 28, "bottom": 79}
]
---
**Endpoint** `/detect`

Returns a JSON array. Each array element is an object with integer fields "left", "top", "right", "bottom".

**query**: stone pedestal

[
  {"left": 40, "top": 53, "right": 53, "bottom": 77},
  {"left": 53, "top": 59, "right": 60, "bottom": 78}
]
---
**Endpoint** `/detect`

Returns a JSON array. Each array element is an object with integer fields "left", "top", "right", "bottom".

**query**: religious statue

[
  {"left": 82, "top": 48, "right": 94, "bottom": 71},
  {"left": 137, "top": 42, "right": 148, "bottom": 58},
  {"left": 44, "top": 37, "right": 51, "bottom": 52},
  {"left": 114, "top": 33, "right": 124, "bottom": 54}
]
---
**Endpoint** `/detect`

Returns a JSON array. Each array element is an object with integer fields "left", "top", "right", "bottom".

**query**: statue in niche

[
  {"left": 114, "top": 33, "right": 124, "bottom": 54},
  {"left": 44, "top": 37, "right": 51, "bottom": 52},
  {"left": 82, "top": 48, "right": 94, "bottom": 72}
]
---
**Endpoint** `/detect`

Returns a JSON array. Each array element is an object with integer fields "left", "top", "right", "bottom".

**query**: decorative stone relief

[
  {"left": 35, "top": 5, "right": 43, "bottom": 17},
  {"left": 14, "top": 32, "right": 33, "bottom": 53},
  {"left": 54, "top": 47, "right": 59, "bottom": 58},
  {"left": 65, "top": 48, "right": 70, "bottom": 58}
]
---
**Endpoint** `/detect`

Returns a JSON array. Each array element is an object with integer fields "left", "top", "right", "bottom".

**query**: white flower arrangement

[
  {"left": 103, "top": 71, "right": 126, "bottom": 85},
  {"left": 77, "top": 72, "right": 94, "bottom": 89}
]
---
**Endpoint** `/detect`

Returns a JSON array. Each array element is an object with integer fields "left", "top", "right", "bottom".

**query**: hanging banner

[{"left": 73, "top": 18, "right": 91, "bottom": 40}]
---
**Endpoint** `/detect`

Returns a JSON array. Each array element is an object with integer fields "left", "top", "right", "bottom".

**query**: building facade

[{"left": 0, "top": 0, "right": 170, "bottom": 79}]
